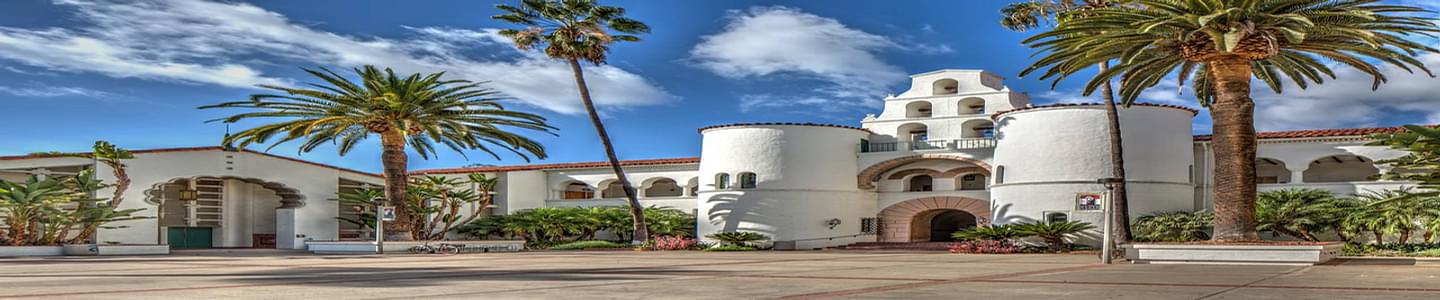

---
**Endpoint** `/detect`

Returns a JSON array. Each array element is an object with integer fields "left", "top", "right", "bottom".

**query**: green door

[{"left": 167, "top": 227, "right": 213, "bottom": 249}]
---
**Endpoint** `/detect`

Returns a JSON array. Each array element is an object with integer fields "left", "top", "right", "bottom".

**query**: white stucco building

[{"left": 0, "top": 69, "right": 1419, "bottom": 250}]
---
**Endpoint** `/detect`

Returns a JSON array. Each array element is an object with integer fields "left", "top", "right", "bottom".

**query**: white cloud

[
  {"left": 1251, "top": 53, "right": 1440, "bottom": 130},
  {"left": 0, "top": 0, "right": 674, "bottom": 114},
  {"left": 0, "top": 84, "right": 112, "bottom": 98},
  {"left": 688, "top": 7, "right": 922, "bottom": 112}
]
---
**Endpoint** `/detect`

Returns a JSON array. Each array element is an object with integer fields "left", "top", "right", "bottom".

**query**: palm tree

[
  {"left": 999, "top": 0, "right": 1134, "bottom": 245},
  {"left": 30, "top": 141, "right": 134, "bottom": 209},
  {"left": 1021, "top": 0, "right": 1439, "bottom": 241},
  {"left": 1014, "top": 220, "right": 1097, "bottom": 251},
  {"left": 201, "top": 66, "right": 553, "bottom": 240},
  {"left": 493, "top": 0, "right": 653, "bottom": 243},
  {"left": 1355, "top": 187, "right": 1439, "bottom": 244},
  {"left": 1255, "top": 188, "right": 1342, "bottom": 241}
]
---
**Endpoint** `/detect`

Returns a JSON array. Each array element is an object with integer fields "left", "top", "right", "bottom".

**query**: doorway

[
  {"left": 926, "top": 210, "right": 978, "bottom": 242},
  {"left": 167, "top": 227, "right": 214, "bottom": 249}
]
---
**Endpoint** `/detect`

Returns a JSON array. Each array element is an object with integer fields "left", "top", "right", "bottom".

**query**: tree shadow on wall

[{"left": 704, "top": 193, "right": 780, "bottom": 238}]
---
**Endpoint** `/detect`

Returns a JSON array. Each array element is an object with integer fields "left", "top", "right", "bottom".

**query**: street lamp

[{"left": 1096, "top": 177, "right": 1123, "bottom": 264}]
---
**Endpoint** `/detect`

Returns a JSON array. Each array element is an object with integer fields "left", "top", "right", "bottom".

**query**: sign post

[{"left": 374, "top": 199, "right": 394, "bottom": 254}]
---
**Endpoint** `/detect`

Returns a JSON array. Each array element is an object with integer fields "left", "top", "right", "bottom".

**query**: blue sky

[{"left": 2, "top": 0, "right": 1438, "bottom": 172}]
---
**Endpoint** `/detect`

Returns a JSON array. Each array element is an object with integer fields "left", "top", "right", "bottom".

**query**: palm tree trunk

[
  {"left": 108, "top": 162, "right": 129, "bottom": 209},
  {"left": 1373, "top": 230, "right": 1384, "bottom": 244},
  {"left": 1098, "top": 62, "right": 1132, "bottom": 244},
  {"left": 380, "top": 130, "right": 413, "bottom": 241},
  {"left": 1206, "top": 58, "right": 1260, "bottom": 242},
  {"left": 567, "top": 59, "right": 648, "bottom": 243}
]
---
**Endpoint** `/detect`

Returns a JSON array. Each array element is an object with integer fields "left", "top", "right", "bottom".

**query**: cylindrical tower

[
  {"left": 989, "top": 104, "right": 1197, "bottom": 244},
  {"left": 695, "top": 123, "right": 874, "bottom": 249}
]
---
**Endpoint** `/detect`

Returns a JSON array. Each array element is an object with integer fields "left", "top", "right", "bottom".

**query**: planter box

[
  {"left": 0, "top": 246, "right": 64, "bottom": 257},
  {"left": 63, "top": 244, "right": 170, "bottom": 256},
  {"left": 306, "top": 240, "right": 525, "bottom": 254},
  {"left": 1125, "top": 242, "right": 1343, "bottom": 265}
]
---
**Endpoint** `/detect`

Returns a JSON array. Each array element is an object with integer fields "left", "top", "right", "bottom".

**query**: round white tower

[
  {"left": 989, "top": 104, "right": 1197, "bottom": 242},
  {"left": 695, "top": 123, "right": 875, "bottom": 249}
]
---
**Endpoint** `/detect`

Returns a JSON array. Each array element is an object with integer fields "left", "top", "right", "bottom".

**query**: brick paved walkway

[{"left": 2, "top": 251, "right": 1438, "bottom": 299}]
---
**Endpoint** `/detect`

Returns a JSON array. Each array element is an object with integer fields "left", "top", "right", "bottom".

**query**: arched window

[
  {"left": 905, "top": 101, "right": 932, "bottom": 118},
  {"left": 958, "top": 174, "right": 987, "bottom": 191},
  {"left": 994, "top": 166, "right": 1006, "bottom": 184},
  {"left": 715, "top": 173, "right": 731, "bottom": 189},
  {"left": 907, "top": 175, "right": 934, "bottom": 192},
  {"left": 643, "top": 178, "right": 682, "bottom": 197},
  {"left": 932, "top": 79, "right": 959, "bottom": 95},
  {"left": 739, "top": 172, "right": 758, "bottom": 189},
  {"left": 601, "top": 181, "right": 627, "bottom": 198},
  {"left": 561, "top": 182, "right": 593, "bottom": 200},
  {"left": 957, "top": 97, "right": 986, "bottom": 115},
  {"left": 1303, "top": 155, "right": 1379, "bottom": 183},
  {"left": 1046, "top": 212, "right": 1069, "bottom": 224}
]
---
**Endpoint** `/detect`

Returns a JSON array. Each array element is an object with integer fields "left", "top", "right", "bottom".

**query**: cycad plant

[
  {"left": 202, "top": 66, "right": 552, "bottom": 240},
  {"left": 1354, "top": 187, "right": 1439, "bottom": 243},
  {"left": 1133, "top": 211, "right": 1214, "bottom": 242},
  {"left": 1014, "top": 221, "right": 1097, "bottom": 251},
  {"left": 1256, "top": 188, "right": 1344, "bottom": 241},
  {"left": 706, "top": 231, "right": 769, "bottom": 247},
  {"left": 1022, "top": 0, "right": 1439, "bottom": 241},
  {"left": 492, "top": 0, "right": 653, "bottom": 244}
]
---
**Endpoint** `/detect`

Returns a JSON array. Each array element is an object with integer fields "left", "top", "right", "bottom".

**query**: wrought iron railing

[{"left": 859, "top": 138, "right": 996, "bottom": 153}]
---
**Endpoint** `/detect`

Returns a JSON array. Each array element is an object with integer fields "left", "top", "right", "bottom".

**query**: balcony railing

[{"left": 860, "top": 138, "right": 996, "bottom": 153}]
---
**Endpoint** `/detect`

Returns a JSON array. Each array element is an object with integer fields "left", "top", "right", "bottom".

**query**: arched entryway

[
  {"left": 878, "top": 196, "right": 990, "bottom": 242},
  {"left": 143, "top": 176, "right": 304, "bottom": 249},
  {"left": 923, "top": 210, "right": 977, "bottom": 242}
]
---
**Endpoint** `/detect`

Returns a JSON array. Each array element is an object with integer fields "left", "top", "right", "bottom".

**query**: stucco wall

[
  {"left": 990, "top": 105, "right": 1197, "bottom": 245},
  {"left": 697, "top": 125, "right": 871, "bottom": 247}
]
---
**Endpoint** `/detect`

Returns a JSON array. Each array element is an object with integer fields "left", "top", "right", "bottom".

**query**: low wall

[
  {"left": 306, "top": 240, "right": 525, "bottom": 254},
  {"left": 0, "top": 246, "right": 64, "bottom": 257},
  {"left": 1, "top": 245, "right": 170, "bottom": 257},
  {"left": 1125, "top": 243, "right": 1343, "bottom": 265}
]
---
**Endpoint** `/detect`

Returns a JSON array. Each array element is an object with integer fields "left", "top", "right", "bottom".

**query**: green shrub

[
  {"left": 706, "top": 232, "right": 769, "bottom": 246},
  {"left": 459, "top": 205, "right": 697, "bottom": 245},
  {"left": 703, "top": 245, "right": 757, "bottom": 252},
  {"left": 1133, "top": 211, "right": 1213, "bottom": 242},
  {"left": 951, "top": 224, "right": 1025, "bottom": 241},
  {"left": 547, "top": 240, "right": 631, "bottom": 250},
  {"left": 1012, "top": 221, "right": 1096, "bottom": 251}
]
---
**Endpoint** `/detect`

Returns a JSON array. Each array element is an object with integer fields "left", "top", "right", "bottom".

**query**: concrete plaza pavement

[{"left": 2, "top": 250, "right": 1439, "bottom": 299}]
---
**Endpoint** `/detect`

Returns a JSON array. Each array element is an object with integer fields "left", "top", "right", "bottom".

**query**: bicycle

[{"left": 408, "top": 243, "right": 463, "bottom": 254}]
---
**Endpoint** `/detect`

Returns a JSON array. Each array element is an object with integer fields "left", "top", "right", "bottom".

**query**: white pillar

[{"left": 1289, "top": 168, "right": 1307, "bottom": 184}]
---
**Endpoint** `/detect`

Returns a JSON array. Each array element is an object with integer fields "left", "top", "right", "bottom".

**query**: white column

[{"left": 1288, "top": 168, "right": 1307, "bottom": 184}]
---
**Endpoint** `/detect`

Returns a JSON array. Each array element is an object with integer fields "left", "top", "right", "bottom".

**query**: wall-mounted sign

[
  {"left": 1075, "top": 192, "right": 1104, "bottom": 211},
  {"left": 381, "top": 206, "right": 397, "bottom": 221}
]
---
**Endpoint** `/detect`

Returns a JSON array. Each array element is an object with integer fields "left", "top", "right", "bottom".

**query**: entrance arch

[
  {"left": 143, "top": 176, "right": 304, "bottom": 249},
  {"left": 879, "top": 196, "right": 990, "bottom": 242}
]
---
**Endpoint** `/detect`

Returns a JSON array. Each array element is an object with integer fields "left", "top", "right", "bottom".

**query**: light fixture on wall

[
  {"left": 825, "top": 218, "right": 842, "bottom": 230},
  {"left": 178, "top": 189, "right": 199, "bottom": 202}
]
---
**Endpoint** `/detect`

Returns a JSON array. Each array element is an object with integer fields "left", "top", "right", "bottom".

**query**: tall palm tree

[
  {"left": 1000, "top": 0, "right": 1134, "bottom": 244},
  {"left": 201, "top": 66, "right": 553, "bottom": 240},
  {"left": 493, "top": 0, "right": 653, "bottom": 243},
  {"left": 1021, "top": 0, "right": 1439, "bottom": 241}
]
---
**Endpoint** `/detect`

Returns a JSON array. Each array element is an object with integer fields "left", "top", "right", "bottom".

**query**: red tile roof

[
  {"left": 696, "top": 122, "right": 871, "bottom": 134},
  {"left": 991, "top": 102, "right": 1200, "bottom": 120},
  {"left": 412, "top": 157, "right": 702, "bottom": 175},
  {"left": 0, "top": 146, "right": 382, "bottom": 178},
  {"left": 1193, "top": 126, "right": 1412, "bottom": 141}
]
